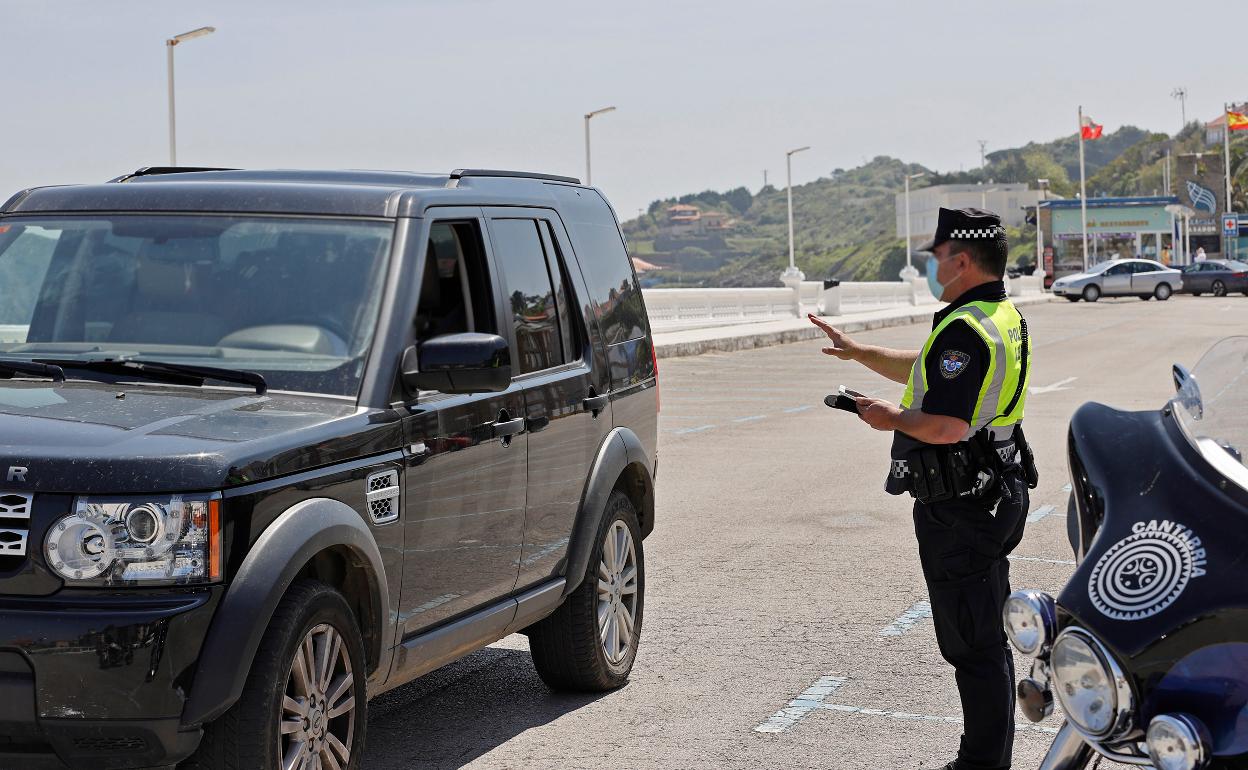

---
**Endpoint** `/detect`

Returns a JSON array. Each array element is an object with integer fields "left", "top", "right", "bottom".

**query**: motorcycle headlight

[
  {"left": 45, "top": 495, "right": 222, "bottom": 586},
  {"left": 1003, "top": 589, "right": 1057, "bottom": 657},
  {"left": 1050, "top": 628, "right": 1134, "bottom": 739}
]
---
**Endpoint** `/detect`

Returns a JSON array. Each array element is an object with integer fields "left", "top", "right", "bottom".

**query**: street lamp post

[
  {"left": 903, "top": 172, "right": 925, "bottom": 271},
  {"left": 166, "top": 26, "right": 216, "bottom": 167},
  {"left": 1035, "top": 179, "right": 1049, "bottom": 270},
  {"left": 784, "top": 146, "right": 811, "bottom": 281},
  {"left": 583, "top": 106, "right": 616, "bottom": 186}
]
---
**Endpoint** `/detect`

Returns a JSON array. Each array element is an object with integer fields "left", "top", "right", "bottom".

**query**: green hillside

[{"left": 623, "top": 124, "right": 1235, "bottom": 285}]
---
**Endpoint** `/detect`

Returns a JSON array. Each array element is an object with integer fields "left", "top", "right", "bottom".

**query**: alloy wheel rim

[
  {"left": 597, "top": 520, "right": 639, "bottom": 665},
  {"left": 278, "top": 623, "right": 356, "bottom": 770},
  {"left": 1214, "top": 281, "right": 1226, "bottom": 296}
]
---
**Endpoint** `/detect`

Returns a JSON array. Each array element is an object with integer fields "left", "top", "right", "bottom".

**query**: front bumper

[{"left": 0, "top": 587, "right": 221, "bottom": 769}]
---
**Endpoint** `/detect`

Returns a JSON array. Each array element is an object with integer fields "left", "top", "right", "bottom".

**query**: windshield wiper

[
  {"left": 0, "top": 360, "right": 66, "bottom": 384},
  {"left": 35, "top": 359, "right": 267, "bottom": 395}
]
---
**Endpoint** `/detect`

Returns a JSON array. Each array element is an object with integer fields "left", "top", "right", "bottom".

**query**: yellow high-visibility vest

[{"left": 901, "top": 299, "right": 1031, "bottom": 440}]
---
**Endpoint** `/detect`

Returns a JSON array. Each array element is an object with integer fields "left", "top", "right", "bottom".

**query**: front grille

[
  {"left": 0, "top": 491, "right": 32, "bottom": 568},
  {"left": 365, "top": 469, "right": 400, "bottom": 525}
]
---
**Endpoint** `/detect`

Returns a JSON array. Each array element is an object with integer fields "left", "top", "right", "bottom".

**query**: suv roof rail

[
  {"left": 109, "top": 166, "right": 238, "bottom": 183},
  {"left": 449, "top": 169, "right": 581, "bottom": 185}
]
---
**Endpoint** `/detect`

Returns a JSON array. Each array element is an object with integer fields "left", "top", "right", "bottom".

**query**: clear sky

[{"left": 3, "top": 0, "right": 1245, "bottom": 219}]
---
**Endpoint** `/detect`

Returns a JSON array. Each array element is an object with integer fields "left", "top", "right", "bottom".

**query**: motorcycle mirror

[{"left": 1172, "top": 363, "right": 1191, "bottom": 393}]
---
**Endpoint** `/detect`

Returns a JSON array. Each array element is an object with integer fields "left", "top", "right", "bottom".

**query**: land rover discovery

[{"left": 0, "top": 168, "right": 659, "bottom": 769}]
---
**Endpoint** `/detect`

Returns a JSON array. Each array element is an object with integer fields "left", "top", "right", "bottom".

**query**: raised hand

[{"left": 808, "top": 314, "right": 857, "bottom": 360}]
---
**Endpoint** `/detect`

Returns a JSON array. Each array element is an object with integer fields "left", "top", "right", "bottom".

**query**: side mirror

[
  {"left": 402, "top": 333, "right": 511, "bottom": 395},
  {"left": 1172, "top": 363, "right": 1190, "bottom": 393}
]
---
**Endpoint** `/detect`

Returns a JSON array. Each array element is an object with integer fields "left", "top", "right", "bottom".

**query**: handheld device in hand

[{"left": 824, "top": 385, "right": 865, "bottom": 414}]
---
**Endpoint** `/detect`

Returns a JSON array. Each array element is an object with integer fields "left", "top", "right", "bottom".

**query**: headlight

[
  {"left": 1003, "top": 589, "right": 1057, "bottom": 657},
  {"left": 1147, "top": 713, "right": 1212, "bottom": 770},
  {"left": 45, "top": 495, "right": 222, "bottom": 586},
  {"left": 1050, "top": 628, "right": 1134, "bottom": 738}
]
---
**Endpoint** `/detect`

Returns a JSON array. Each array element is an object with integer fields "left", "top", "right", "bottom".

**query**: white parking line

[
  {"left": 1010, "top": 555, "right": 1077, "bottom": 566},
  {"left": 783, "top": 405, "right": 813, "bottom": 413},
  {"left": 733, "top": 415, "right": 766, "bottom": 423},
  {"left": 673, "top": 425, "right": 716, "bottom": 435},
  {"left": 1028, "top": 377, "right": 1077, "bottom": 395},
  {"left": 753, "top": 675, "right": 849, "bottom": 733},
  {"left": 878, "top": 600, "right": 932, "bottom": 637},
  {"left": 1027, "top": 505, "right": 1057, "bottom": 523},
  {"left": 814, "top": 703, "right": 1061, "bottom": 735}
]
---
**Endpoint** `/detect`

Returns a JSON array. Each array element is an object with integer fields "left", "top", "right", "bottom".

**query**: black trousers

[{"left": 912, "top": 468, "right": 1028, "bottom": 770}]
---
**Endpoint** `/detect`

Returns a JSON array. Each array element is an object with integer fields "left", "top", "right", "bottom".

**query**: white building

[{"left": 895, "top": 182, "right": 1043, "bottom": 249}]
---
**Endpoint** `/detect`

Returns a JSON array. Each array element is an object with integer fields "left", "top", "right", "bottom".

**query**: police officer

[{"left": 810, "top": 207, "right": 1035, "bottom": 770}]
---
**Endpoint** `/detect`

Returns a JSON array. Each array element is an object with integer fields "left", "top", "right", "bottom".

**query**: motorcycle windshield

[{"left": 1174, "top": 336, "right": 1248, "bottom": 491}]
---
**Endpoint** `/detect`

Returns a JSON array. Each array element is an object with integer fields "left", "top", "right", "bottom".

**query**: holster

[{"left": 902, "top": 425, "right": 1037, "bottom": 505}]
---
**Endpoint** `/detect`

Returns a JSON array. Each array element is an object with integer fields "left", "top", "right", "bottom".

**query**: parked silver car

[{"left": 1051, "top": 258, "right": 1183, "bottom": 302}]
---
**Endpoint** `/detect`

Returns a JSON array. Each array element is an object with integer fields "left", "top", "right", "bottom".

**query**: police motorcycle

[{"left": 1003, "top": 336, "right": 1248, "bottom": 770}]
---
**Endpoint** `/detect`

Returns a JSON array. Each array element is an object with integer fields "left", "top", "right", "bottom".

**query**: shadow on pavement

[{"left": 363, "top": 644, "right": 609, "bottom": 769}]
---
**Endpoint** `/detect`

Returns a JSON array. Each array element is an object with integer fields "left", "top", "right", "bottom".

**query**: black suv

[{"left": 0, "top": 168, "right": 658, "bottom": 769}]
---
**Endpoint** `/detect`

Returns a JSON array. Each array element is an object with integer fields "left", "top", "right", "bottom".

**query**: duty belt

[{"left": 892, "top": 440, "right": 1017, "bottom": 480}]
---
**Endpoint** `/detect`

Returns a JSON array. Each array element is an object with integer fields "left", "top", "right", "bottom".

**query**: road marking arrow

[{"left": 1029, "top": 376, "right": 1077, "bottom": 395}]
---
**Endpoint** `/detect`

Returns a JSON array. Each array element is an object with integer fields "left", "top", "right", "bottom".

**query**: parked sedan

[
  {"left": 1178, "top": 259, "right": 1248, "bottom": 296},
  {"left": 1050, "top": 258, "right": 1183, "bottom": 302}
]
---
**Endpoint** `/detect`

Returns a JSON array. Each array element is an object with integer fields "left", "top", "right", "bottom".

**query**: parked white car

[{"left": 1051, "top": 259, "right": 1183, "bottom": 302}]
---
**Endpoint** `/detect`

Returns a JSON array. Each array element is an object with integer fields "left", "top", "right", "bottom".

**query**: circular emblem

[{"left": 1088, "top": 528, "right": 1196, "bottom": 620}]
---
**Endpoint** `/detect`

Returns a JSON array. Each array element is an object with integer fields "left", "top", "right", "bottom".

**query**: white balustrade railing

[{"left": 643, "top": 275, "right": 1046, "bottom": 332}]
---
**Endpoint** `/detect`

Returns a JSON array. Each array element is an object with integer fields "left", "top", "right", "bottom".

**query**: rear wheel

[
  {"left": 1212, "top": 280, "right": 1227, "bottom": 297},
  {"left": 528, "top": 491, "right": 644, "bottom": 691},
  {"left": 1155, "top": 283, "right": 1173, "bottom": 301},
  {"left": 185, "top": 581, "right": 368, "bottom": 770},
  {"left": 1082, "top": 285, "right": 1101, "bottom": 302}
]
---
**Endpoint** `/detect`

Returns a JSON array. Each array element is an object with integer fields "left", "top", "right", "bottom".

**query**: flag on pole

[
  {"left": 1080, "top": 115, "right": 1104, "bottom": 140},
  {"left": 1228, "top": 110, "right": 1248, "bottom": 132}
]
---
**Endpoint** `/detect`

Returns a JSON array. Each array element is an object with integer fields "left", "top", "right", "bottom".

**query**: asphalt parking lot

[{"left": 363, "top": 294, "right": 1245, "bottom": 769}]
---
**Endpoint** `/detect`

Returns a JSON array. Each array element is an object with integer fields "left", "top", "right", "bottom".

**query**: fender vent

[
  {"left": 0, "top": 491, "right": 32, "bottom": 562},
  {"left": 365, "top": 470, "right": 400, "bottom": 525}
]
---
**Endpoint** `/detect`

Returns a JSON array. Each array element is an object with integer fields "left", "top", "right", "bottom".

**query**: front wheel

[
  {"left": 1155, "top": 282, "right": 1173, "bottom": 301},
  {"left": 185, "top": 581, "right": 368, "bottom": 770},
  {"left": 1082, "top": 284, "right": 1101, "bottom": 302},
  {"left": 528, "top": 490, "right": 644, "bottom": 691}
]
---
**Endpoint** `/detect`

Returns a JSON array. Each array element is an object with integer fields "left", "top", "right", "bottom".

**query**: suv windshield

[
  {"left": 0, "top": 215, "right": 393, "bottom": 397},
  {"left": 1174, "top": 336, "right": 1248, "bottom": 490}
]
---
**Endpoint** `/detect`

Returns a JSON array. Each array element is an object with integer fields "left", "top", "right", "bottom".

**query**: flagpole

[
  {"left": 1079, "top": 105, "right": 1090, "bottom": 272},
  {"left": 1225, "top": 102, "right": 1234, "bottom": 208}
]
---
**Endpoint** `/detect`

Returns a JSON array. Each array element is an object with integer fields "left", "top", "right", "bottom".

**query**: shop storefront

[{"left": 1040, "top": 196, "right": 1181, "bottom": 281}]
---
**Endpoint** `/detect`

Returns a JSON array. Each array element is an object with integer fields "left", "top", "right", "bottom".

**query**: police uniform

[{"left": 887, "top": 208, "right": 1034, "bottom": 770}]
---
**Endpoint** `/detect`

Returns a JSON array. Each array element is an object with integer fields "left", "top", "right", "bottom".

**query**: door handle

[
  {"left": 491, "top": 417, "right": 526, "bottom": 440},
  {"left": 583, "top": 393, "right": 609, "bottom": 417}
]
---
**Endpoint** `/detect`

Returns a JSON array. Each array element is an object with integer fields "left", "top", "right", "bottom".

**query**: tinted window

[
  {"left": 415, "top": 221, "right": 495, "bottom": 344},
  {"left": 548, "top": 185, "right": 646, "bottom": 345},
  {"left": 540, "top": 221, "right": 580, "bottom": 362},
  {"left": 491, "top": 219, "right": 564, "bottom": 374},
  {"left": 0, "top": 215, "right": 392, "bottom": 397},
  {"left": 1227, "top": 261, "right": 1248, "bottom": 271},
  {"left": 1105, "top": 263, "right": 1132, "bottom": 275}
]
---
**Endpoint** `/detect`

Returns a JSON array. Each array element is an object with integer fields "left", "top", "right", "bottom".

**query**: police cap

[{"left": 920, "top": 207, "right": 1006, "bottom": 252}]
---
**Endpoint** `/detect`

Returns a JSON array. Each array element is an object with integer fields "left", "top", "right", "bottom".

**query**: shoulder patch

[{"left": 938, "top": 349, "right": 971, "bottom": 379}]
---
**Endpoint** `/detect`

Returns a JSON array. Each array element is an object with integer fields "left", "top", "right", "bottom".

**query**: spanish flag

[{"left": 1228, "top": 110, "right": 1248, "bottom": 132}]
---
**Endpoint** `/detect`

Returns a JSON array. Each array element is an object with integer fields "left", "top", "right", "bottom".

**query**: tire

[
  {"left": 185, "top": 581, "right": 368, "bottom": 770},
  {"left": 1064, "top": 296, "right": 1080, "bottom": 302},
  {"left": 1139, "top": 295, "right": 1152, "bottom": 301},
  {"left": 1193, "top": 292, "right": 1203, "bottom": 296},
  {"left": 1155, "top": 283, "right": 1173, "bottom": 301},
  {"left": 528, "top": 490, "right": 644, "bottom": 691},
  {"left": 1212, "top": 280, "right": 1227, "bottom": 297},
  {"left": 1082, "top": 284, "right": 1100, "bottom": 302}
]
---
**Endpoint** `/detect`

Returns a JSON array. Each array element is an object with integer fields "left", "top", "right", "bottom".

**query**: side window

[
  {"left": 1106, "top": 264, "right": 1130, "bottom": 276},
  {"left": 415, "top": 221, "right": 495, "bottom": 345},
  {"left": 539, "top": 221, "right": 580, "bottom": 362},
  {"left": 547, "top": 186, "right": 647, "bottom": 345},
  {"left": 491, "top": 219, "right": 564, "bottom": 374}
]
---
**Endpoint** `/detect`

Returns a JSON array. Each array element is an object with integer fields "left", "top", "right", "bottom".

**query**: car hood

[{"left": 0, "top": 381, "right": 404, "bottom": 494}]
